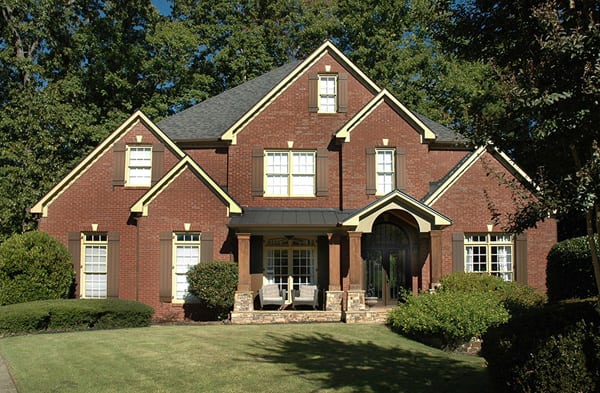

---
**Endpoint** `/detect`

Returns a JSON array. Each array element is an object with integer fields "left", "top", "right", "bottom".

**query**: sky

[{"left": 151, "top": 0, "right": 172, "bottom": 16}]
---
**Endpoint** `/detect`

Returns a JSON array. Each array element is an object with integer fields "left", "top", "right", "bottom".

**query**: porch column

[
  {"left": 430, "top": 230, "right": 442, "bottom": 288},
  {"left": 327, "top": 233, "right": 341, "bottom": 291},
  {"left": 236, "top": 233, "right": 251, "bottom": 291},
  {"left": 326, "top": 233, "right": 343, "bottom": 311},
  {"left": 347, "top": 231, "right": 365, "bottom": 311}
]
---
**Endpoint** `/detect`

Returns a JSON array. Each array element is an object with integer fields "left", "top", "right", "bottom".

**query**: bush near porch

[
  {"left": 387, "top": 273, "right": 545, "bottom": 350},
  {"left": 186, "top": 260, "right": 238, "bottom": 320}
]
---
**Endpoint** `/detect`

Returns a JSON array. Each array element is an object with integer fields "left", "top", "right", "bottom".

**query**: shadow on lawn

[{"left": 246, "top": 331, "right": 490, "bottom": 393}]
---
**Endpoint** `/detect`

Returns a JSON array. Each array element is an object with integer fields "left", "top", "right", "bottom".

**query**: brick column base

[
  {"left": 234, "top": 291, "right": 254, "bottom": 312},
  {"left": 325, "top": 291, "right": 344, "bottom": 311},
  {"left": 346, "top": 290, "right": 366, "bottom": 311}
]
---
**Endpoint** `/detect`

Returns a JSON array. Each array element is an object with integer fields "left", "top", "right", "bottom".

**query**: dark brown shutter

[
  {"left": 151, "top": 143, "right": 164, "bottom": 185},
  {"left": 337, "top": 73, "right": 348, "bottom": 113},
  {"left": 112, "top": 143, "right": 126, "bottom": 186},
  {"left": 452, "top": 232, "right": 465, "bottom": 272},
  {"left": 316, "top": 148, "right": 329, "bottom": 197},
  {"left": 396, "top": 147, "right": 406, "bottom": 191},
  {"left": 107, "top": 232, "right": 120, "bottom": 298},
  {"left": 366, "top": 147, "right": 376, "bottom": 195},
  {"left": 200, "top": 232, "right": 214, "bottom": 263},
  {"left": 308, "top": 73, "right": 319, "bottom": 112},
  {"left": 252, "top": 149, "right": 264, "bottom": 196},
  {"left": 159, "top": 232, "right": 173, "bottom": 302},
  {"left": 68, "top": 232, "right": 81, "bottom": 297},
  {"left": 515, "top": 233, "right": 528, "bottom": 284}
]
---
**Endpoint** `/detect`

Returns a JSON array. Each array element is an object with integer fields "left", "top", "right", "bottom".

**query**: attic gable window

[
  {"left": 126, "top": 145, "right": 152, "bottom": 187},
  {"left": 319, "top": 75, "right": 337, "bottom": 113},
  {"left": 265, "top": 151, "right": 315, "bottom": 197},
  {"left": 308, "top": 73, "right": 348, "bottom": 113}
]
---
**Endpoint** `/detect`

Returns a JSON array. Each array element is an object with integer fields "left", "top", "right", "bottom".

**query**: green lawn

[{"left": 0, "top": 324, "right": 490, "bottom": 393}]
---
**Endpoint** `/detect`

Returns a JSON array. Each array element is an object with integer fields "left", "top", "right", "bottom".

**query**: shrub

[
  {"left": 482, "top": 300, "right": 600, "bottom": 393},
  {"left": 187, "top": 260, "right": 238, "bottom": 318},
  {"left": 0, "top": 231, "right": 74, "bottom": 305},
  {"left": 440, "top": 272, "right": 545, "bottom": 315},
  {"left": 0, "top": 299, "right": 154, "bottom": 336},
  {"left": 388, "top": 290, "right": 510, "bottom": 349},
  {"left": 547, "top": 236, "right": 598, "bottom": 302}
]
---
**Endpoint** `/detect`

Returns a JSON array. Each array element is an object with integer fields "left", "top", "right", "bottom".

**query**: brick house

[{"left": 31, "top": 41, "right": 556, "bottom": 322}]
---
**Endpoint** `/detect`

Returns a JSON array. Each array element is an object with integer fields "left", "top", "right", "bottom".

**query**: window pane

[
  {"left": 266, "top": 249, "right": 288, "bottom": 291},
  {"left": 266, "top": 153, "right": 288, "bottom": 174},
  {"left": 85, "top": 274, "right": 107, "bottom": 298},
  {"left": 292, "top": 249, "right": 314, "bottom": 288},
  {"left": 320, "top": 77, "right": 336, "bottom": 94},
  {"left": 292, "top": 152, "right": 314, "bottom": 174},
  {"left": 266, "top": 174, "right": 288, "bottom": 195},
  {"left": 292, "top": 175, "right": 315, "bottom": 195},
  {"left": 320, "top": 96, "right": 336, "bottom": 113}
]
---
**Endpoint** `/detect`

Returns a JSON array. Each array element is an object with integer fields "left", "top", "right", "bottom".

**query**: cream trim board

[
  {"left": 424, "top": 145, "right": 535, "bottom": 207},
  {"left": 335, "top": 89, "right": 436, "bottom": 142},
  {"left": 31, "top": 110, "right": 185, "bottom": 217},
  {"left": 130, "top": 156, "right": 242, "bottom": 216},
  {"left": 342, "top": 190, "right": 452, "bottom": 233},
  {"left": 221, "top": 40, "right": 382, "bottom": 144},
  {"left": 424, "top": 146, "right": 487, "bottom": 206}
]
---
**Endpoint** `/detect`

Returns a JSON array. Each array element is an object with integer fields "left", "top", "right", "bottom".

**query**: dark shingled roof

[
  {"left": 157, "top": 60, "right": 303, "bottom": 141},
  {"left": 412, "top": 112, "right": 468, "bottom": 144},
  {"left": 228, "top": 208, "right": 357, "bottom": 228},
  {"left": 157, "top": 58, "right": 466, "bottom": 144}
]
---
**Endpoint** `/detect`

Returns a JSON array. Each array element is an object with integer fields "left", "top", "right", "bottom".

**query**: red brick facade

[{"left": 33, "top": 42, "right": 556, "bottom": 321}]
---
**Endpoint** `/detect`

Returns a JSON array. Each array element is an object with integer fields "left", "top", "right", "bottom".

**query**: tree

[{"left": 436, "top": 0, "right": 600, "bottom": 307}]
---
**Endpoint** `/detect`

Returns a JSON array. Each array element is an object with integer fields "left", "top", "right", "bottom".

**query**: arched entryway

[{"left": 362, "top": 214, "right": 416, "bottom": 306}]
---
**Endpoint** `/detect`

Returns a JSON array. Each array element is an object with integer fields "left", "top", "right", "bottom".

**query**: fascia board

[
  {"left": 336, "top": 90, "right": 437, "bottom": 142},
  {"left": 31, "top": 110, "right": 184, "bottom": 216},
  {"left": 342, "top": 190, "right": 452, "bottom": 228},
  {"left": 221, "top": 41, "right": 382, "bottom": 144},
  {"left": 423, "top": 145, "right": 488, "bottom": 206},
  {"left": 130, "top": 156, "right": 242, "bottom": 217}
]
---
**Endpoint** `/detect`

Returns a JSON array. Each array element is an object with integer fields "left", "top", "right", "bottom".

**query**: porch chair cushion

[
  {"left": 259, "top": 284, "right": 286, "bottom": 309},
  {"left": 292, "top": 284, "right": 318, "bottom": 309}
]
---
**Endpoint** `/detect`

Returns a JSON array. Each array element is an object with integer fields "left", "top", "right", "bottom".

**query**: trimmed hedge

[
  {"left": 388, "top": 273, "right": 544, "bottom": 350},
  {"left": 0, "top": 299, "right": 154, "bottom": 336},
  {"left": 0, "top": 231, "right": 74, "bottom": 305},
  {"left": 187, "top": 260, "right": 238, "bottom": 319},
  {"left": 547, "top": 236, "right": 598, "bottom": 302},
  {"left": 482, "top": 299, "right": 600, "bottom": 393},
  {"left": 440, "top": 272, "right": 545, "bottom": 314},
  {"left": 388, "top": 290, "right": 510, "bottom": 350}
]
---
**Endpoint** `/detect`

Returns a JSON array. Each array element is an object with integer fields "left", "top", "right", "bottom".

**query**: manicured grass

[{"left": 0, "top": 324, "right": 490, "bottom": 392}]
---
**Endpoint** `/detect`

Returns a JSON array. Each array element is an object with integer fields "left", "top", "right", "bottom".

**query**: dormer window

[{"left": 319, "top": 75, "right": 337, "bottom": 113}]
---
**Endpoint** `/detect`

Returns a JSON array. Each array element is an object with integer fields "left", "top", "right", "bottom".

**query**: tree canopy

[{"left": 0, "top": 0, "right": 505, "bottom": 240}]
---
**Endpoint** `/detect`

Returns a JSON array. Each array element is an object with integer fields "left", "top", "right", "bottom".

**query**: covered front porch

[{"left": 229, "top": 192, "right": 452, "bottom": 324}]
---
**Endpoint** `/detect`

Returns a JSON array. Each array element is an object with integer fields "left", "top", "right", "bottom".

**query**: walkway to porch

[{"left": 230, "top": 306, "right": 393, "bottom": 324}]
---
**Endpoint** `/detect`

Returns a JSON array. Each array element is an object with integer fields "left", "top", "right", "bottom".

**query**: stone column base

[
  {"left": 234, "top": 291, "right": 254, "bottom": 312},
  {"left": 346, "top": 289, "right": 366, "bottom": 311},
  {"left": 325, "top": 291, "right": 344, "bottom": 311}
]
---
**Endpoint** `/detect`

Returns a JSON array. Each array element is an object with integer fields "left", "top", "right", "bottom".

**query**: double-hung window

[
  {"left": 376, "top": 149, "right": 395, "bottom": 194},
  {"left": 265, "top": 151, "right": 315, "bottom": 196},
  {"left": 319, "top": 75, "right": 337, "bottom": 113},
  {"left": 81, "top": 233, "right": 108, "bottom": 298},
  {"left": 173, "top": 233, "right": 201, "bottom": 302},
  {"left": 127, "top": 146, "right": 152, "bottom": 187},
  {"left": 465, "top": 234, "right": 513, "bottom": 281}
]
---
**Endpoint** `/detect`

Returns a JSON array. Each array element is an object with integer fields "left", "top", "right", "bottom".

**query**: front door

[{"left": 363, "top": 221, "right": 412, "bottom": 305}]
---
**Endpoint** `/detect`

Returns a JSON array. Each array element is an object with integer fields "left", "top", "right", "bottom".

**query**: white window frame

[
  {"left": 172, "top": 233, "right": 201, "bottom": 303},
  {"left": 318, "top": 75, "right": 337, "bottom": 113},
  {"left": 265, "top": 151, "right": 316, "bottom": 197},
  {"left": 376, "top": 148, "right": 395, "bottom": 195},
  {"left": 126, "top": 145, "right": 152, "bottom": 187},
  {"left": 264, "top": 238, "right": 317, "bottom": 301},
  {"left": 81, "top": 233, "right": 108, "bottom": 299},
  {"left": 464, "top": 233, "right": 514, "bottom": 281}
]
